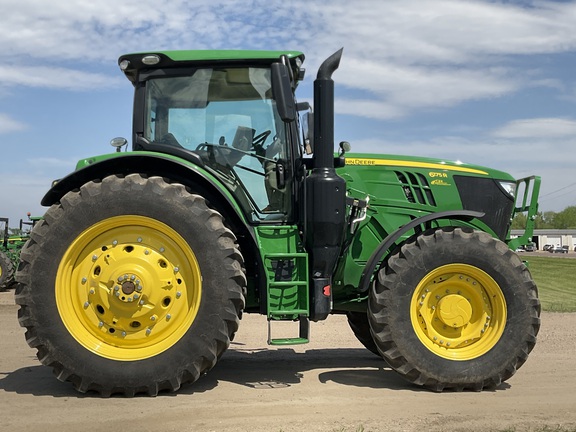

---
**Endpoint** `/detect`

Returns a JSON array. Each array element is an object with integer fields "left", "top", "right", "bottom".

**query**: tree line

[{"left": 512, "top": 205, "right": 576, "bottom": 230}]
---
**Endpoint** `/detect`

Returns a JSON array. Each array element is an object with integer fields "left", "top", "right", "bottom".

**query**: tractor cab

[{"left": 119, "top": 51, "right": 307, "bottom": 223}]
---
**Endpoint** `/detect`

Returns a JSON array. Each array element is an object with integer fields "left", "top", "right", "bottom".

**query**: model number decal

[{"left": 429, "top": 172, "right": 448, "bottom": 178}]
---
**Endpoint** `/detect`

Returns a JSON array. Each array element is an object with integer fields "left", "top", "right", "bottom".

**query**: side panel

[{"left": 330, "top": 154, "right": 520, "bottom": 313}]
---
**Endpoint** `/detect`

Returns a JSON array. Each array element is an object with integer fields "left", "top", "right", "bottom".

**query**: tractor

[
  {"left": 1, "top": 214, "right": 38, "bottom": 291},
  {"left": 16, "top": 49, "right": 541, "bottom": 396}
]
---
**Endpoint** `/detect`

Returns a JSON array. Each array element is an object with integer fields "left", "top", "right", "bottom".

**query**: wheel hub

[
  {"left": 56, "top": 215, "right": 202, "bottom": 361},
  {"left": 437, "top": 294, "right": 473, "bottom": 328},
  {"left": 410, "top": 264, "right": 506, "bottom": 360},
  {"left": 121, "top": 280, "right": 136, "bottom": 295}
]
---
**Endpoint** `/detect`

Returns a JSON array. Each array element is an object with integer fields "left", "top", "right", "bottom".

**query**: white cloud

[
  {"left": 337, "top": 60, "right": 519, "bottom": 114},
  {"left": 2, "top": 0, "right": 576, "bottom": 112},
  {"left": 492, "top": 118, "right": 576, "bottom": 139},
  {"left": 0, "top": 113, "right": 26, "bottom": 134},
  {"left": 0, "top": 65, "right": 121, "bottom": 91}
]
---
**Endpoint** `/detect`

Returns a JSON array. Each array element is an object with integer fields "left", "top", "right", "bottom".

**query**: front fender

[{"left": 357, "top": 210, "right": 484, "bottom": 293}]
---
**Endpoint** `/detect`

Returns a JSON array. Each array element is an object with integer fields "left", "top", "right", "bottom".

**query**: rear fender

[
  {"left": 42, "top": 152, "right": 256, "bottom": 252},
  {"left": 42, "top": 153, "right": 244, "bottom": 220}
]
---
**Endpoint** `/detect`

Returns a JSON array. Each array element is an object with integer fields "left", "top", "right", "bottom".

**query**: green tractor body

[{"left": 16, "top": 49, "right": 541, "bottom": 395}]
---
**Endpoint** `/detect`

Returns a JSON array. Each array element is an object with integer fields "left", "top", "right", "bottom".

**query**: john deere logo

[{"left": 431, "top": 179, "right": 451, "bottom": 186}]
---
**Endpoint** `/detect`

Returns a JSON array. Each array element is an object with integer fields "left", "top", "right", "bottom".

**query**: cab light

[
  {"left": 119, "top": 59, "right": 130, "bottom": 71},
  {"left": 142, "top": 55, "right": 161, "bottom": 65}
]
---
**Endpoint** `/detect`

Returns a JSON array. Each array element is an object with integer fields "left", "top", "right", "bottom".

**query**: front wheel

[
  {"left": 368, "top": 227, "right": 540, "bottom": 391},
  {"left": 16, "top": 174, "right": 246, "bottom": 396}
]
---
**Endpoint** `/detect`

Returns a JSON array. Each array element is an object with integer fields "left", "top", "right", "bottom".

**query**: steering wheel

[{"left": 253, "top": 130, "right": 271, "bottom": 147}]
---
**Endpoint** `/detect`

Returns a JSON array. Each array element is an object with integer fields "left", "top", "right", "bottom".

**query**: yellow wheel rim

[
  {"left": 410, "top": 263, "right": 506, "bottom": 361},
  {"left": 56, "top": 215, "right": 201, "bottom": 361}
]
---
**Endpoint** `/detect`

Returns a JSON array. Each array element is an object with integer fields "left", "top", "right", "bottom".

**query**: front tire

[
  {"left": 368, "top": 227, "right": 540, "bottom": 391},
  {"left": 16, "top": 174, "right": 246, "bottom": 396}
]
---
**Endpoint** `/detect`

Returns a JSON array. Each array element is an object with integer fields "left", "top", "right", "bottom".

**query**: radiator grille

[{"left": 396, "top": 171, "right": 437, "bottom": 206}]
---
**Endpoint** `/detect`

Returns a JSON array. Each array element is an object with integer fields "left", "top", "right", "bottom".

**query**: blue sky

[{"left": 1, "top": 0, "right": 576, "bottom": 225}]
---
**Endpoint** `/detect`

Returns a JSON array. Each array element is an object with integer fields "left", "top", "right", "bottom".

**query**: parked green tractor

[
  {"left": 1, "top": 214, "right": 38, "bottom": 291},
  {"left": 16, "top": 49, "right": 541, "bottom": 396}
]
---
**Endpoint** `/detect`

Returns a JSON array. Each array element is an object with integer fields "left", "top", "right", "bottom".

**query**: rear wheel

[
  {"left": 16, "top": 174, "right": 246, "bottom": 396},
  {"left": 0, "top": 250, "right": 15, "bottom": 291},
  {"left": 368, "top": 227, "right": 540, "bottom": 391},
  {"left": 346, "top": 311, "right": 380, "bottom": 357}
]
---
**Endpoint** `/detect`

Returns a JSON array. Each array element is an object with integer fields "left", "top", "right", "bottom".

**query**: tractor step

[
  {"left": 267, "top": 315, "right": 309, "bottom": 345},
  {"left": 264, "top": 251, "right": 309, "bottom": 319}
]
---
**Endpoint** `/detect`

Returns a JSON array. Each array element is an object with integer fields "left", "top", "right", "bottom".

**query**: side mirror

[
  {"left": 271, "top": 63, "right": 296, "bottom": 123},
  {"left": 276, "top": 159, "right": 286, "bottom": 190},
  {"left": 303, "top": 112, "right": 314, "bottom": 154}
]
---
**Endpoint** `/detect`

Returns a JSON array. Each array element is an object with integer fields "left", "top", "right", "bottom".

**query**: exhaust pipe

[
  {"left": 306, "top": 48, "right": 346, "bottom": 321},
  {"left": 313, "top": 48, "right": 343, "bottom": 169}
]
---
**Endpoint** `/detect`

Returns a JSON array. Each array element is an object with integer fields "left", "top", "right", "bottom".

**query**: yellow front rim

[
  {"left": 56, "top": 215, "right": 201, "bottom": 361},
  {"left": 410, "top": 264, "right": 506, "bottom": 361}
]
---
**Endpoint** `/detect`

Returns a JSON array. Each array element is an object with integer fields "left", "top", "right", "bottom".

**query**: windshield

[{"left": 143, "top": 67, "right": 291, "bottom": 221}]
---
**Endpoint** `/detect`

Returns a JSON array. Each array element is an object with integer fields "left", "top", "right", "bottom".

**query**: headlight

[{"left": 498, "top": 181, "right": 516, "bottom": 198}]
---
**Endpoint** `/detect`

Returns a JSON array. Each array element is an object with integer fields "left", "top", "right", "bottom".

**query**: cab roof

[{"left": 118, "top": 50, "right": 305, "bottom": 83}]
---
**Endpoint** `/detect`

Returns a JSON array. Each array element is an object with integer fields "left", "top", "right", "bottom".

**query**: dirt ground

[{"left": 1, "top": 289, "right": 575, "bottom": 432}]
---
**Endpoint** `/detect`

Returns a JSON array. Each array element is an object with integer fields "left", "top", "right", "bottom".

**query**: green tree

[{"left": 552, "top": 206, "right": 576, "bottom": 229}]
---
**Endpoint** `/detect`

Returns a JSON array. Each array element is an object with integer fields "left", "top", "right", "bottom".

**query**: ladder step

[
  {"left": 268, "top": 309, "right": 308, "bottom": 317},
  {"left": 267, "top": 315, "right": 309, "bottom": 346},
  {"left": 269, "top": 281, "right": 307, "bottom": 287},
  {"left": 269, "top": 338, "right": 309, "bottom": 346}
]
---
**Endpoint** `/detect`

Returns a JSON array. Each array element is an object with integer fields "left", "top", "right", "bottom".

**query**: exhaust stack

[{"left": 305, "top": 48, "right": 346, "bottom": 321}]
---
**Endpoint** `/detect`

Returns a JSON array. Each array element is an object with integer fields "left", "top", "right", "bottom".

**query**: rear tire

[
  {"left": 16, "top": 174, "right": 246, "bottom": 396},
  {"left": 0, "top": 250, "right": 15, "bottom": 291},
  {"left": 346, "top": 311, "right": 381, "bottom": 357},
  {"left": 368, "top": 227, "right": 540, "bottom": 391}
]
